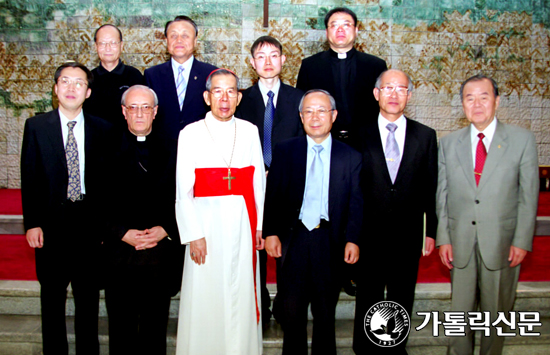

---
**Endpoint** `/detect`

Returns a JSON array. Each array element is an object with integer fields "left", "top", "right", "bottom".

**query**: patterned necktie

[
  {"left": 302, "top": 145, "right": 324, "bottom": 231},
  {"left": 385, "top": 123, "right": 400, "bottom": 183},
  {"left": 474, "top": 133, "right": 487, "bottom": 186},
  {"left": 66, "top": 121, "right": 81, "bottom": 201},
  {"left": 263, "top": 91, "right": 275, "bottom": 167},
  {"left": 176, "top": 66, "right": 186, "bottom": 110}
]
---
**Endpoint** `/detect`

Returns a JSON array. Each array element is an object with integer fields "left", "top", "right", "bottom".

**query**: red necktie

[{"left": 474, "top": 133, "right": 487, "bottom": 186}]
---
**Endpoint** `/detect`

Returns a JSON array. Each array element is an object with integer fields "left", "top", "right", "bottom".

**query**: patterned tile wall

[{"left": 1, "top": 0, "right": 549, "bottom": 188}]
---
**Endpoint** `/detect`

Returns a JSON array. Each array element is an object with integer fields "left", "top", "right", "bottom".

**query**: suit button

[
  {"left": 472, "top": 221, "right": 476, "bottom": 225},
  {"left": 475, "top": 200, "right": 480, "bottom": 204}
]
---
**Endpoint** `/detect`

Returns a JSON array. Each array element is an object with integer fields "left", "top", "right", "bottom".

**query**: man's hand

[
  {"left": 265, "top": 235, "right": 282, "bottom": 258},
  {"left": 26, "top": 227, "right": 44, "bottom": 248},
  {"left": 135, "top": 226, "right": 168, "bottom": 250},
  {"left": 509, "top": 245, "right": 528, "bottom": 268},
  {"left": 439, "top": 244, "right": 454, "bottom": 269},
  {"left": 256, "top": 230, "right": 264, "bottom": 250},
  {"left": 344, "top": 242, "right": 359, "bottom": 264},
  {"left": 190, "top": 237, "right": 207, "bottom": 265},
  {"left": 122, "top": 229, "right": 146, "bottom": 248},
  {"left": 423, "top": 237, "right": 435, "bottom": 256}
]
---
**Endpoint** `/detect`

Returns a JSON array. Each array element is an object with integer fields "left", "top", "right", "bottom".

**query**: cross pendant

[{"left": 223, "top": 169, "right": 236, "bottom": 190}]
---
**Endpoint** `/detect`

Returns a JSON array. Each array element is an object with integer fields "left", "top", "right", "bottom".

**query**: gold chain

[{"left": 203, "top": 118, "right": 237, "bottom": 169}]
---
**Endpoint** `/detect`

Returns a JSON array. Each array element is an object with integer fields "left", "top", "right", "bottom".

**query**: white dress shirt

[
  {"left": 59, "top": 109, "right": 86, "bottom": 194},
  {"left": 257, "top": 79, "right": 281, "bottom": 108},
  {"left": 470, "top": 117, "right": 497, "bottom": 166},
  {"left": 171, "top": 56, "right": 194, "bottom": 104},
  {"left": 378, "top": 113, "right": 407, "bottom": 158}
]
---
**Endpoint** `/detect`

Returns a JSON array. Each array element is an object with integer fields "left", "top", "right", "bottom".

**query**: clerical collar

[
  {"left": 137, "top": 136, "right": 146, "bottom": 142},
  {"left": 329, "top": 47, "right": 356, "bottom": 60},
  {"left": 97, "top": 60, "right": 124, "bottom": 75}
]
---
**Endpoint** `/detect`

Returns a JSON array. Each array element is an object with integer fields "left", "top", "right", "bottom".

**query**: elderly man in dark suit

[
  {"left": 21, "top": 61, "right": 112, "bottom": 355},
  {"left": 437, "top": 74, "right": 539, "bottom": 355},
  {"left": 104, "top": 85, "right": 180, "bottom": 355},
  {"left": 296, "top": 7, "right": 387, "bottom": 148},
  {"left": 144, "top": 15, "right": 217, "bottom": 144},
  {"left": 236, "top": 35, "right": 304, "bottom": 324},
  {"left": 353, "top": 69, "right": 438, "bottom": 355},
  {"left": 263, "top": 89, "right": 362, "bottom": 354}
]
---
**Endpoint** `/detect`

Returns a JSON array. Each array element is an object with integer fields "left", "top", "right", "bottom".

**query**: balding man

[
  {"left": 105, "top": 85, "right": 179, "bottom": 355},
  {"left": 84, "top": 24, "right": 145, "bottom": 130}
]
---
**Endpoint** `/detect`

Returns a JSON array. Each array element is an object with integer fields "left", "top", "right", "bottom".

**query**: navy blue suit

[
  {"left": 144, "top": 59, "right": 217, "bottom": 144},
  {"left": 21, "top": 110, "right": 113, "bottom": 355},
  {"left": 263, "top": 136, "right": 363, "bottom": 354}
]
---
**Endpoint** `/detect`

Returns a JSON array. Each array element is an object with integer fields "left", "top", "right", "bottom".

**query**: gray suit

[{"left": 436, "top": 120, "right": 539, "bottom": 355}]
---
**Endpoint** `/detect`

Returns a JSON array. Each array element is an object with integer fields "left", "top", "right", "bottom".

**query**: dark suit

[
  {"left": 237, "top": 82, "right": 304, "bottom": 154},
  {"left": 105, "top": 129, "right": 180, "bottom": 355},
  {"left": 263, "top": 136, "right": 363, "bottom": 354},
  {"left": 296, "top": 48, "right": 387, "bottom": 148},
  {"left": 236, "top": 81, "right": 304, "bottom": 321},
  {"left": 353, "top": 118, "right": 438, "bottom": 354},
  {"left": 21, "top": 110, "right": 112, "bottom": 355},
  {"left": 144, "top": 59, "right": 217, "bottom": 145}
]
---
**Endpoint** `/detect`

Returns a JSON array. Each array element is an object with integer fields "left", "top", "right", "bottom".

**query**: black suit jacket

[
  {"left": 236, "top": 82, "right": 304, "bottom": 155},
  {"left": 21, "top": 110, "right": 113, "bottom": 244},
  {"left": 296, "top": 48, "right": 387, "bottom": 147},
  {"left": 144, "top": 58, "right": 217, "bottom": 143},
  {"left": 263, "top": 136, "right": 363, "bottom": 266},
  {"left": 360, "top": 118, "right": 438, "bottom": 252}
]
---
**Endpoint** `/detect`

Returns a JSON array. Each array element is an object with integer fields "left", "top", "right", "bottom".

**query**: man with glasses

[
  {"left": 353, "top": 69, "right": 438, "bottom": 354},
  {"left": 296, "top": 7, "right": 387, "bottom": 149},
  {"left": 175, "top": 69, "right": 265, "bottom": 355},
  {"left": 21, "top": 61, "right": 113, "bottom": 354},
  {"left": 263, "top": 89, "right": 362, "bottom": 354},
  {"left": 104, "top": 85, "right": 179, "bottom": 355},
  {"left": 236, "top": 35, "right": 304, "bottom": 326},
  {"left": 84, "top": 24, "right": 144, "bottom": 131}
]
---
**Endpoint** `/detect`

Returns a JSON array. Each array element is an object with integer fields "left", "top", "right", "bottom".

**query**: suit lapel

[
  {"left": 478, "top": 121, "right": 508, "bottom": 191},
  {"left": 296, "top": 137, "right": 308, "bottom": 200},
  {"left": 183, "top": 59, "right": 208, "bottom": 109},
  {"left": 364, "top": 122, "right": 393, "bottom": 183},
  {"left": 45, "top": 110, "right": 68, "bottom": 174},
  {"left": 395, "top": 118, "right": 419, "bottom": 184},
  {"left": 273, "top": 83, "right": 288, "bottom": 132},
  {"left": 160, "top": 62, "right": 180, "bottom": 113},
  {"left": 250, "top": 84, "right": 266, "bottom": 139},
  {"left": 457, "top": 126, "right": 477, "bottom": 190},
  {"left": 328, "top": 141, "right": 343, "bottom": 216}
]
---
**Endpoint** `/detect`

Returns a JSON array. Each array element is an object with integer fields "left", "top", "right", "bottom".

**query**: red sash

[{"left": 194, "top": 166, "right": 260, "bottom": 324}]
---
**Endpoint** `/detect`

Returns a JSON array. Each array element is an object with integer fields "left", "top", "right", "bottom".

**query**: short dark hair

[
  {"left": 250, "top": 36, "right": 283, "bottom": 57},
  {"left": 460, "top": 74, "right": 499, "bottom": 101},
  {"left": 205, "top": 69, "right": 239, "bottom": 91},
  {"left": 54, "top": 61, "right": 94, "bottom": 86},
  {"left": 93, "top": 24, "right": 123, "bottom": 42},
  {"left": 164, "top": 16, "right": 198, "bottom": 37},
  {"left": 324, "top": 7, "right": 357, "bottom": 29}
]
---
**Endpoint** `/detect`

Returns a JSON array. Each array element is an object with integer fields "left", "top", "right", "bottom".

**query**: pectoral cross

[{"left": 223, "top": 169, "right": 236, "bottom": 190}]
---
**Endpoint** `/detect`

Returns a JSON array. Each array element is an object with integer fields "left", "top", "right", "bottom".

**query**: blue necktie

[
  {"left": 66, "top": 121, "right": 81, "bottom": 201},
  {"left": 302, "top": 145, "right": 324, "bottom": 231},
  {"left": 264, "top": 91, "right": 275, "bottom": 167},
  {"left": 385, "top": 123, "right": 400, "bottom": 183},
  {"left": 176, "top": 66, "right": 186, "bottom": 110}
]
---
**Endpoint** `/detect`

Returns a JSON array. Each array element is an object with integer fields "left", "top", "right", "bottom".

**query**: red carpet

[{"left": 1, "top": 189, "right": 549, "bottom": 283}]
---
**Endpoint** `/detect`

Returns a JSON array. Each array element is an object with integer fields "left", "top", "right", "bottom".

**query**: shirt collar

[
  {"left": 171, "top": 56, "right": 194, "bottom": 73},
  {"left": 258, "top": 79, "right": 280, "bottom": 97},
  {"left": 96, "top": 60, "right": 124, "bottom": 76},
  {"left": 59, "top": 108, "right": 84, "bottom": 128},
  {"left": 378, "top": 113, "right": 406, "bottom": 129},
  {"left": 470, "top": 116, "right": 497, "bottom": 142},
  {"left": 306, "top": 133, "right": 332, "bottom": 152},
  {"left": 329, "top": 47, "right": 356, "bottom": 60}
]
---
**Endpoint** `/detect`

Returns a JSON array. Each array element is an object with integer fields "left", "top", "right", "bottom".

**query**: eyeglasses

[
  {"left": 328, "top": 21, "right": 354, "bottom": 30},
  {"left": 210, "top": 88, "right": 238, "bottom": 98},
  {"left": 301, "top": 108, "right": 332, "bottom": 118},
  {"left": 58, "top": 77, "right": 88, "bottom": 89},
  {"left": 253, "top": 53, "right": 281, "bottom": 62},
  {"left": 378, "top": 86, "right": 409, "bottom": 96},
  {"left": 97, "top": 41, "right": 121, "bottom": 49},
  {"left": 125, "top": 105, "right": 154, "bottom": 114}
]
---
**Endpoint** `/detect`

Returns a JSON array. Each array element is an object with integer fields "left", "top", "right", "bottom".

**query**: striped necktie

[{"left": 176, "top": 66, "right": 186, "bottom": 110}]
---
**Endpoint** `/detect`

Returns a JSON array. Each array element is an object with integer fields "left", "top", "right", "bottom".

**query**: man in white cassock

[{"left": 175, "top": 68, "right": 266, "bottom": 355}]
